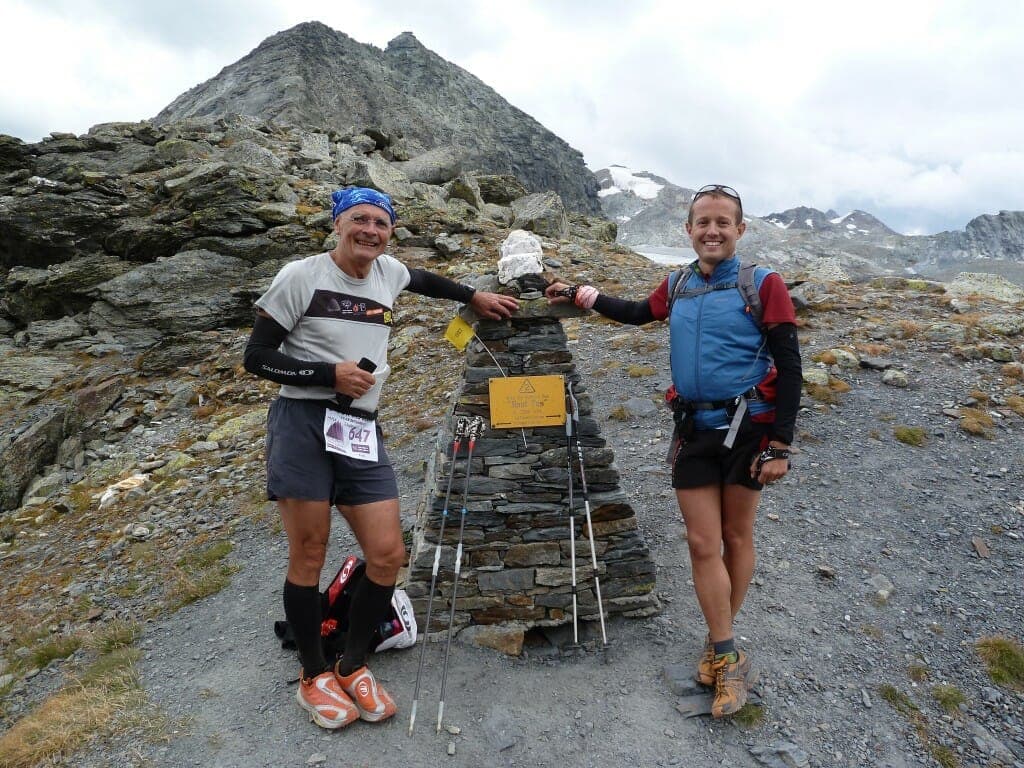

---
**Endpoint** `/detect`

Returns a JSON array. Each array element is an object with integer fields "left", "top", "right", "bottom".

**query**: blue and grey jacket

[{"left": 668, "top": 256, "right": 775, "bottom": 431}]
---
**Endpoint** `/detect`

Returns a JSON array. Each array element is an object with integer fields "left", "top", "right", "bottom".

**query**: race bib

[{"left": 323, "top": 411, "right": 379, "bottom": 462}]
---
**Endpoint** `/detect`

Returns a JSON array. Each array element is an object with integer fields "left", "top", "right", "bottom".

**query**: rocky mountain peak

[
  {"left": 386, "top": 30, "right": 426, "bottom": 51},
  {"left": 154, "top": 23, "right": 599, "bottom": 213}
]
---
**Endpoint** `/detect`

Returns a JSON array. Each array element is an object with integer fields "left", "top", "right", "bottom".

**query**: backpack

[
  {"left": 667, "top": 260, "right": 764, "bottom": 332},
  {"left": 273, "top": 555, "right": 417, "bottom": 660}
]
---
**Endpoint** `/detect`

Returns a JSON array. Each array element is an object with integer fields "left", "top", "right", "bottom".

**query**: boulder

[
  {"left": 511, "top": 192, "right": 569, "bottom": 240},
  {"left": 4, "top": 255, "right": 137, "bottom": 324},
  {"left": 476, "top": 174, "right": 529, "bottom": 205},
  {"left": 395, "top": 146, "right": 462, "bottom": 185},
  {"left": 0, "top": 406, "right": 66, "bottom": 510},
  {"left": 88, "top": 250, "right": 252, "bottom": 336},
  {"left": 348, "top": 156, "right": 415, "bottom": 200},
  {"left": 444, "top": 173, "right": 485, "bottom": 210}
]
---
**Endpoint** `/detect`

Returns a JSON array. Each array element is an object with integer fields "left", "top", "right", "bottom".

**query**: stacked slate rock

[{"left": 406, "top": 295, "right": 661, "bottom": 654}]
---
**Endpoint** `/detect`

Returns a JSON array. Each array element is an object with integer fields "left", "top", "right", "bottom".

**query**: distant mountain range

[{"left": 595, "top": 166, "right": 1024, "bottom": 285}]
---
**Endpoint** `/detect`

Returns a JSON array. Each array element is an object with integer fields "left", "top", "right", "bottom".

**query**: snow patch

[{"left": 602, "top": 166, "right": 663, "bottom": 200}]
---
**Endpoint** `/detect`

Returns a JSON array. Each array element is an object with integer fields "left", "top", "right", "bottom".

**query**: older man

[{"left": 244, "top": 187, "right": 518, "bottom": 729}]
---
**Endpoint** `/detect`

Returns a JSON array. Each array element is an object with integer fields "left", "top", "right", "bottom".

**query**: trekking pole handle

[
  {"left": 468, "top": 415, "right": 485, "bottom": 441},
  {"left": 335, "top": 357, "right": 377, "bottom": 410},
  {"left": 567, "top": 380, "right": 580, "bottom": 424}
]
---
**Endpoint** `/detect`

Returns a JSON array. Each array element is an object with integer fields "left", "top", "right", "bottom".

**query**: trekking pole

[
  {"left": 408, "top": 415, "right": 468, "bottom": 737},
  {"left": 565, "top": 386, "right": 580, "bottom": 649},
  {"left": 436, "top": 415, "right": 484, "bottom": 733},
  {"left": 567, "top": 383, "right": 609, "bottom": 653}
]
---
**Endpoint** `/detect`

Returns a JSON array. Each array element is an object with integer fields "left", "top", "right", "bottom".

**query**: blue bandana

[{"left": 331, "top": 187, "right": 397, "bottom": 224}]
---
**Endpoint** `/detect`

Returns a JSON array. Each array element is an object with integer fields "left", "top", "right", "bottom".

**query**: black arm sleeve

[
  {"left": 242, "top": 313, "right": 336, "bottom": 388},
  {"left": 406, "top": 268, "right": 476, "bottom": 303},
  {"left": 766, "top": 323, "right": 802, "bottom": 445},
  {"left": 591, "top": 293, "right": 658, "bottom": 325}
]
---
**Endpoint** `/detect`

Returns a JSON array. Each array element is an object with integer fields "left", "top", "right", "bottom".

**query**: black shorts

[
  {"left": 265, "top": 396, "right": 399, "bottom": 505},
  {"left": 671, "top": 424, "right": 770, "bottom": 491}
]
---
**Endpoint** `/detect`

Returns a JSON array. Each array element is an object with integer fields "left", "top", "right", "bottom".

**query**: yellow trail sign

[{"left": 488, "top": 375, "right": 566, "bottom": 429}]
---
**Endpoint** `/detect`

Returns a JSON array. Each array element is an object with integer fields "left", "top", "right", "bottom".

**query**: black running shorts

[
  {"left": 265, "top": 396, "right": 399, "bottom": 505},
  {"left": 671, "top": 424, "right": 770, "bottom": 491}
]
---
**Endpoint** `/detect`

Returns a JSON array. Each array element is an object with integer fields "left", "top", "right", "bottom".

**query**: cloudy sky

[{"left": 2, "top": 0, "right": 1022, "bottom": 235}]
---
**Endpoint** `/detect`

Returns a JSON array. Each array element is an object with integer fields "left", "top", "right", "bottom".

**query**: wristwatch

[{"left": 756, "top": 445, "right": 791, "bottom": 471}]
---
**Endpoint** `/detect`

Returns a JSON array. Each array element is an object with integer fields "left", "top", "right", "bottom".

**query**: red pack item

[{"left": 274, "top": 555, "right": 417, "bottom": 660}]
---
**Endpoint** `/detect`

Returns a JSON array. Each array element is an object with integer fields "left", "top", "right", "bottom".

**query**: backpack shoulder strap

[
  {"left": 737, "top": 261, "right": 764, "bottom": 332},
  {"left": 667, "top": 266, "right": 691, "bottom": 314}
]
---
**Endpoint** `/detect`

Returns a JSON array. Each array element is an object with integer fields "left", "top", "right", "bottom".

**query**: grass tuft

[
  {"left": 85, "top": 619, "right": 140, "bottom": 655},
  {"left": 165, "top": 540, "right": 238, "bottom": 610},
  {"left": 931, "top": 684, "right": 966, "bottom": 715},
  {"left": 166, "top": 563, "right": 237, "bottom": 610},
  {"left": 976, "top": 635, "right": 1024, "bottom": 690},
  {"left": 177, "top": 540, "right": 233, "bottom": 571},
  {"left": 626, "top": 365, "right": 657, "bottom": 378},
  {"left": 879, "top": 684, "right": 961, "bottom": 768},
  {"left": 894, "top": 425, "right": 927, "bottom": 446},
  {"left": 1006, "top": 395, "right": 1024, "bottom": 417},
  {"left": 898, "top": 320, "right": 921, "bottom": 338},
  {"left": 608, "top": 405, "right": 630, "bottom": 421},
  {"left": 0, "top": 646, "right": 158, "bottom": 768},
  {"left": 805, "top": 383, "right": 839, "bottom": 404},
  {"left": 731, "top": 701, "right": 764, "bottom": 728},
  {"left": 907, "top": 662, "right": 929, "bottom": 682},
  {"left": 29, "top": 633, "right": 83, "bottom": 669},
  {"left": 878, "top": 683, "right": 917, "bottom": 714},
  {"left": 959, "top": 407, "right": 993, "bottom": 437}
]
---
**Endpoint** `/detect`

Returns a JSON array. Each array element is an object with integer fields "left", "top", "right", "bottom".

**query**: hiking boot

[
  {"left": 696, "top": 634, "right": 715, "bottom": 687},
  {"left": 335, "top": 664, "right": 397, "bottom": 723},
  {"left": 296, "top": 669, "right": 359, "bottom": 730},
  {"left": 711, "top": 650, "right": 751, "bottom": 718}
]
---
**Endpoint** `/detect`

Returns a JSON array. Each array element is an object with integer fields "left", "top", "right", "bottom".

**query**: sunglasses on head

[{"left": 692, "top": 184, "right": 741, "bottom": 204}]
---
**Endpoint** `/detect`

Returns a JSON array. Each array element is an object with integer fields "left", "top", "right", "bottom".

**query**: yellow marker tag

[
  {"left": 444, "top": 315, "right": 475, "bottom": 350},
  {"left": 489, "top": 375, "right": 566, "bottom": 429}
]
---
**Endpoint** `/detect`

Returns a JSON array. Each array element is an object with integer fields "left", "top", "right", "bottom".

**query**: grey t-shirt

[{"left": 255, "top": 251, "right": 410, "bottom": 409}]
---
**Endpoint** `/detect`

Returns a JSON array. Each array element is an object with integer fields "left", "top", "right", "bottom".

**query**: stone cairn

[{"left": 406, "top": 288, "right": 661, "bottom": 656}]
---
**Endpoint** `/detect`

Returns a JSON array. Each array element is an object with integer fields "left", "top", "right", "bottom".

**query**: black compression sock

[
  {"left": 283, "top": 580, "right": 328, "bottom": 678},
  {"left": 713, "top": 637, "right": 737, "bottom": 660},
  {"left": 337, "top": 576, "right": 395, "bottom": 676}
]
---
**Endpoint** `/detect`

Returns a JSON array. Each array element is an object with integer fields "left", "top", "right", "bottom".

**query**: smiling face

[
  {"left": 331, "top": 203, "right": 394, "bottom": 277},
  {"left": 685, "top": 194, "right": 746, "bottom": 272}
]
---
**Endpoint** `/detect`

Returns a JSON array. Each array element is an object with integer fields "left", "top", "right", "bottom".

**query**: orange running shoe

[
  {"left": 696, "top": 634, "right": 715, "bottom": 687},
  {"left": 335, "top": 665, "right": 397, "bottom": 723},
  {"left": 296, "top": 669, "right": 359, "bottom": 730},
  {"left": 711, "top": 651, "right": 751, "bottom": 718}
]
